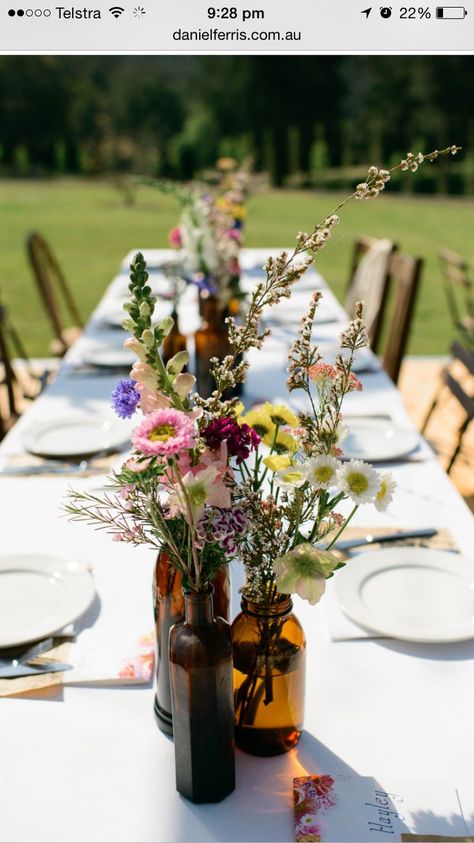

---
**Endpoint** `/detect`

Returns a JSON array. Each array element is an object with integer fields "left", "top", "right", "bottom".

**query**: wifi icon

[{"left": 109, "top": 6, "right": 124, "bottom": 17}]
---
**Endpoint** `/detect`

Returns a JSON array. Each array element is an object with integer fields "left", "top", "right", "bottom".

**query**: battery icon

[{"left": 436, "top": 6, "right": 468, "bottom": 17}]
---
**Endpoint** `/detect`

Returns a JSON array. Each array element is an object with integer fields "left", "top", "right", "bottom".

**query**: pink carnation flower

[{"left": 132, "top": 408, "right": 197, "bottom": 457}]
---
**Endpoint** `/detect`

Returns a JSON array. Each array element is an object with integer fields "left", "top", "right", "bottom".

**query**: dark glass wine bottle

[{"left": 169, "top": 590, "right": 235, "bottom": 803}]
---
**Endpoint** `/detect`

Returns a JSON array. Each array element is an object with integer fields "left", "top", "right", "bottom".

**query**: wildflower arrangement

[
  {"left": 167, "top": 164, "right": 248, "bottom": 310},
  {"left": 66, "top": 145, "right": 459, "bottom": 605}
]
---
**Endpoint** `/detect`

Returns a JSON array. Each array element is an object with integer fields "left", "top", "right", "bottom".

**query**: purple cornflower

[
  {"left": 187, "top": 273, "right": 218, "bottom": 296},
  {"left": 202, "top": 417, "right": 260, "bottom": 464},
  {"left": 111, "top": 379, "right": 140, "bottom": 419}
]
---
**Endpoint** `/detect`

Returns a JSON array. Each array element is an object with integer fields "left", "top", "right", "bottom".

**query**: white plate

[
  {"left": 80, "top": 346, "right": 136, "bottom": 369},
  {"left": 343, "top": 418, "right": 419, "bottom": 461},
  {"left": 335, "top": 547, "right": 474, "bottom": 643},
  {"left": 23, "top": 416, "right": 129, "bottom": 459},
  {"left": 0, "top": 554, "right": 95, "bottom": 647}
]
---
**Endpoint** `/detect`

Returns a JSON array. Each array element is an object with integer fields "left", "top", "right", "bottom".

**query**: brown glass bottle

[
  {"left": 152, "top": 549, "right": 230, "bottom": 735},
  {"left": 169, "top": 590, "right": 235, "bottom": 803},
  {"left": 162, "top": 309, "right": 187, "bottom": 366},
  {"left": 194, "top": 296, "right": 230, "bottom": 399},
  {"left": 232, "top": 595, "right": 306, "bottom": 757}
]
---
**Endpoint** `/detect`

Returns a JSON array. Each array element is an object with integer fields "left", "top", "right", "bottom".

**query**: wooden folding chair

[
  {"left": 0, "top": 301, "right": 52, "bottom": 440},
  {"left": 439, "top": 248, "right": 474, "bottom": 346},
  {"left": 27, "top": 232, "right": 83, "bottom": 357},
  {"left": 381, "top": 252, "right": 423, "bottom": 384},
  {"left": 345, "top": 236, "right": 397, "bottom": 353},
  {"left": 421, "top": 341, "right": 474, "bottom": 473}
]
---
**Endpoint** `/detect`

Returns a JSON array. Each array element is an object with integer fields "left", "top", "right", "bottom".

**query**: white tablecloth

[{"left": 0, "top": 249, "right": 473, "bottom": 843}]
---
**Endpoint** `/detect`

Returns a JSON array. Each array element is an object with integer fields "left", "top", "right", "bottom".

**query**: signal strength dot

[{"left": 109, "top": 6, "right": 125, "bottom": 18}]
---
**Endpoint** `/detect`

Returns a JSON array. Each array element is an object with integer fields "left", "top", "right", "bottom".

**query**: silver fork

[{"left": 0, "top": 635, "right": 75, "bottom": 668}]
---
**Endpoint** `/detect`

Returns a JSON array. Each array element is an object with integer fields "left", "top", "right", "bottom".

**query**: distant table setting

[{"left": 0, "top": 247, "right": 473, "bottom": 843}]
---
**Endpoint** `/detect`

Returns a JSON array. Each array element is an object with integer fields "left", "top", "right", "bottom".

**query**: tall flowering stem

[
  {"left": 66, "top": 144, "right": 459, "bottom": 600},
  {"left": 201, "top": 145, "right": 461, "bottom": 414}
]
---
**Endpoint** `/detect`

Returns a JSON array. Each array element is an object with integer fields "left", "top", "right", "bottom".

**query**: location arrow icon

[{"left": 361, "top": 7, "right": 372, "bottom": 16}]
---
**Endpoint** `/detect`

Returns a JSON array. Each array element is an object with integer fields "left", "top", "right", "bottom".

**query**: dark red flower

[{"left": 202, "top": 417, "right": 260, "bottom": 464}]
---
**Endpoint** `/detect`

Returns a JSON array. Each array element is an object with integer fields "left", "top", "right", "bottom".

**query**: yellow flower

[
  {"left": 263, "top": 454, "right": 292, "bottom": 472},
  {"left": 233, "top": 401, "right": 245, "bottom": 419},
  {"left": 241, "top": 406, "right": 273, "bottom": 438},
  {"left": 232, "top": 204, "right": 246, "bottom": 220},
  {"left": 262, "top": 403, "right": 299, "bottom": 428},
  {"left": 263, "top": 429, "right": 299, "bottom": 455}
]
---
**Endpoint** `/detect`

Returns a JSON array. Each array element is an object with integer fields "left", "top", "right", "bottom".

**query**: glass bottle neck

[
  {"left": 201, "top": 295, "right": 223, "bottom": 325},
  {"left": 241, "top": 594, "right": 293, "bottom": 619},
  {"left": 184, "top": 591, "right": 214, "bottom": 625}
]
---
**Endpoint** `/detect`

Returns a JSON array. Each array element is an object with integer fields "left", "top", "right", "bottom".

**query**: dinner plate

[
  {"left": 0, "top": 554, "right": 95, "bottom": 647},
  {"left": 23, "top": 416, "right": 129, "bottom": 459},
  {"left": 80, "top": 345, "right": 136, "bottom": 369},
  {"left": 343, "top": 418, "right": 419, "bottom": 461},
  {"left": 335, "top": 547, "right": 474, "bottom": 643}
]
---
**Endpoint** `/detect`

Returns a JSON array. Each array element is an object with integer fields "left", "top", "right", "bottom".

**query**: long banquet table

[{"left": 0, "top": 249, "right": 473, "bottom": 843}]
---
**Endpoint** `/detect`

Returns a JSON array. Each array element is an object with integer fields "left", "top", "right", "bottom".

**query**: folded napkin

[
  {"left": 0, "top": 632, "right": 155, "bottom": 697},
  {"left": 0, "top": 640, "right": 71, "bottom": 698},
  {"left": 325, "top": 527, "right": 457, "bottom": 642}
]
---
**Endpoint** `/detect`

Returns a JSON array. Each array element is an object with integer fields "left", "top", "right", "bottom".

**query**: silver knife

[
  {"left": 334, "top": 527, "right": 438, "bottom": 552},
  {"left": 0, "top": 663, "right": 73, "bottom": 679}
]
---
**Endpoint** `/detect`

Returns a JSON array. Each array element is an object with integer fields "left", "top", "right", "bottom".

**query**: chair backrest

[
  {"left": 443, "top": 340, "right": 474, "bottom": 417},
  {"left": 439, "top": 248, "right": 474, "bottom": 340},
  {"left": 345, "top": 236, "right": 397, "bottom": 352},
  {"left": 0, "top": 303, "right": 20, "bottom": 438},
  {"left": 382, "top": 252, "right": 423, "bottom": 384},
  {"left": 27, "top": 232, "right": 83, "bottom": 354}
]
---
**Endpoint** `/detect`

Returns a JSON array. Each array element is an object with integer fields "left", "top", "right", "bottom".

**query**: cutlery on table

[
  {"left": 0, "top": 635, "right": 75, "bottom": 668},
  {"left": 0, "top": 663, "right": 73, "bottom": 679},
  {"left": 334, "top": 527, "right": 438, "bottom": 553},
  {"left": 0, "top": 461, "right": 105, "bottom": 476}
]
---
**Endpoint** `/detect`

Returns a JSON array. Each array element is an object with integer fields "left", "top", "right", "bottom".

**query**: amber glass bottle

[
  {"left": 232, "top": 595, "right": 306, "bottom": 756},
  {"left": 152, "top": 549, "right": 230, "bottom": 736},
  {"left": 194, "top": 296, "right": 230, "bottom": 399},
  {"left": 162, "top": 309, "right": 187, "bottom": 366},
  {"left": 169, "top": 590, "right": 235, "bottom": 803}
]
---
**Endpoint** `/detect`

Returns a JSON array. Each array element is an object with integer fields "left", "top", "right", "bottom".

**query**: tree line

[{"left": 0, "top": 56, "right": 472, "bottom": 194}]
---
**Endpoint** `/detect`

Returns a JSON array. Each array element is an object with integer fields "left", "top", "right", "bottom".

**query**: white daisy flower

[
  {"left": 336, "top": 459, "right": 379, "bottom": 505},
  {"left": 274, "top": 466, "right": 307, "bottom": 490},
  {"left": 304, "top": 455, "right": 339, "bottom": 490},
  {"left": 374, "top": 471, "right": 397, "bottom": 512}
]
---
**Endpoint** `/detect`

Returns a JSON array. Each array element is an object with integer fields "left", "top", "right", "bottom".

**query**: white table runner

[{"left": 0, "top": 249, "right": 473, "bottom": 843}]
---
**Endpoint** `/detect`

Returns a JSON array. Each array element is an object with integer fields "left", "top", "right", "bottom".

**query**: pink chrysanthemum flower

[{"left": 132, "top": 408, "right": 197, "bottom": 457}]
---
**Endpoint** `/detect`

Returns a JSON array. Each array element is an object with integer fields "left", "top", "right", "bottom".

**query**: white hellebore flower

[
  {"left": 274, "top": 466, "right": 307, "bottom": 490},
  {"left": 304, "top": 454, "right": 338, "bottom": 490},
  {"left": 336, "top": 459, "right": 379, "bottom": 505},
  {"left": 272, "top": 543, "right": 340, "bottom": 605},
  {"left": 374, "top": 471, "right": 396, "bottom": 512}
]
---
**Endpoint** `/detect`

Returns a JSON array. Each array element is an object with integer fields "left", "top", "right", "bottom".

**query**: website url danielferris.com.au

[{"left": 172, "top": 28, "right": 302, "bottom": 42}]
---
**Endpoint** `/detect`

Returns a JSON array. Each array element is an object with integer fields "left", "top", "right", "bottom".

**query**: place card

[{"left": 293, "top": 775, "right": 468, "bottom": 842}]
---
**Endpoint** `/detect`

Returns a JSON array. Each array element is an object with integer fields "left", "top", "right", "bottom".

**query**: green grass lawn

[{"left": 1, "top": 177, "right": 472, "bottom": 356}]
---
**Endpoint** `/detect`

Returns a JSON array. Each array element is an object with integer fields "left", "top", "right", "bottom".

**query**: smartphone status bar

[{"left": 1, "top": 1, "right": 472, "bottom": 52}]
